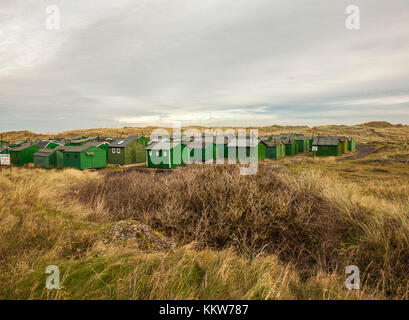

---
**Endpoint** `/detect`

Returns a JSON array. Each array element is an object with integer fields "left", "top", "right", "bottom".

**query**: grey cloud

[{"left": 0, "top": 0, "right": 409, "bottom": 132}]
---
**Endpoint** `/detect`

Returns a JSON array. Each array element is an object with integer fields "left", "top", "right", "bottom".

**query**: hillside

[
  {"left": 1, "top": 120, "right": 408, "bottom": 299},
  {"left": 1, "top": 121, "right": 409, "bottom": 144}
]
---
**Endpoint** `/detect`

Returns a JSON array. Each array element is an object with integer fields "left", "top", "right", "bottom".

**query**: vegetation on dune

[
  {"left": 0, "top": 124, "right": 407, "bottom": 299},
  {"left": 0, "top": 155, "right": 408, "bottom": 299},
  {"left": 2, "top": 121, "right": 409, "bottom": 145},
  {"left": 72, "top": 164, "right": 409, "bottom": 298}
]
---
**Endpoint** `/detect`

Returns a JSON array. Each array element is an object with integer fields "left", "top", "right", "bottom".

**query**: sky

[{"left": 1, "top": 0, "right": 409, "bottom": 133}]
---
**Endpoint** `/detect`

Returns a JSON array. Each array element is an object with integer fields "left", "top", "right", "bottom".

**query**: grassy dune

[
  {"left": 0, "top": 155, "right": 408, "bottom": 299},
  {"left": 1, "top": 121, "right": 408, "bottom": 299},
  {"left": 2, "top": 121, "right": 409, "bottom": 144}
]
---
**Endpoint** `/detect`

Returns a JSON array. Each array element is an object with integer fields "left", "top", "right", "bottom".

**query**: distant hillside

[{"left": 1, "top": 121, "right": 408, "bottom": 143}]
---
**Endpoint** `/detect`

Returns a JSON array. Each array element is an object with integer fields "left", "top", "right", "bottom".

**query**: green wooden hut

[
  {"left": 33, "top": 148, "right": 64, "bottom": 169},
  {"left": 146, "top": 141, "right": 188, "bottom": 168},
  {"left": 227, "top": 137, "right": 266, "bottom": 162},
  {"left": 279, "top": 136, "right": 297, "bottom": 156},
  {"left": 348, "top": 138, "right": 356, "bottom": 151},
  {"left": 337, "top": 137, "right": 348, "bottom": 154},
  {"left": 262, "top": 137, "right": 285, "bottom": 160},
  {"left": 280, "top": 134, "right": 299, "bottom": 155},
  {"left": 108, "top": 136, "right": 148, "bottom": 165},
  {"left": 214, "top": 135, "right": 233, "bottom": 159},
  {"left": 62, "top": 142, "right": 108, "bottom": 170},
  {"left": 312, "top": 137, "right": 342, "bottom": 156},
  {"left": 295, "top": 135, "right": 309, "bottom": 152},
  {"left": 9, "top": 141, "right": 41, "bottom": 165},
  {"left": 186, "top": 140, "right": 217, "bottom": 163},
  {"left": 309, "top": 137, "right": 314, "bottom": 150}
]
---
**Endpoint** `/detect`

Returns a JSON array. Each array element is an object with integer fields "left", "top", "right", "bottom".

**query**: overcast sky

[{"left": 1, "top": 0, "right": 408, "bottom": 132}]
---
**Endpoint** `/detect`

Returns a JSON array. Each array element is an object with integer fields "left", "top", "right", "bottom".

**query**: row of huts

[
  {"left": 0, "top": 133, "right": 356, "bottom": 170},
  {"left": 144, "top": 133, "right": 356, "bottom": 168}
]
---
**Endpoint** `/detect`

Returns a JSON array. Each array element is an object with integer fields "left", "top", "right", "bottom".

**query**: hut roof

[
  {"left": 313, "top": 137, "right": 341, "bottom": 146},
  {"left": 227, "top": 137, "right": 259, "bottom": 147},
  {"left": 214, "top": 136, "right": 233, "bottom": 145},
  {"left": 12, "top": 140, "right": 27, "bottom": 146},
  {"left": 280, "top": 133, "right": 296, "bottom": 138},
  {"left": 37, "top": 140, "right": 61, "bottom": 148},
  {"left": 0, "top": 146, "right": 8, "bottom": 152},
  {"left": 63, "top": 142, "right": 106, "bottom": 152},
  {"left": 109, "top": 136, "right": 141, "bottom": 148},
  {"left": 146, "top": 141, "right": 180, "bottom": 150},
  {"left": 34, "top": 148, "right": 57, "bottom": 157},
  {"left": 9, "top": 141, "right": 38, "bottom": 151},
  {"left": 186, "top": 140, "right": 214, "bottom": 149},
  {"left": 262, "top": 138, "right": 283, "bottom": 147},
  {"left": 295, "top": 135, "right": 307, "bottom": 141},
  {"left": 70, "top": 137, "right": 97, "bottom": 144},
  {"left": 279, "top": 137, "right": 293, "bottom": 144}
]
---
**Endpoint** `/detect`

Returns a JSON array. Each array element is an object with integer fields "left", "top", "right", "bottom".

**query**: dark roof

[
  {"left": 9, "top": 141, "right": 39, "bottom": 151},
  {"left": 37, "top": 140, "right": 61, "bottom": 148},
  {"left": 12, "top": 140, "right": 27, "bottom": 146},
  {"left": 109, "top": 136, "right": 141, "bottom": 148},
  {"left": 63, "top": 142, "right": 106, "bottom": 152},
  {"left": 280, "top": 133, "right": 296, "bottom": 138},
  {"left": 262, "top": 138, "right": 283, "bottom": 147},
  {"left": 295, "top": 135, "right": 307, "bottom": 141},
  {"left": 214, "top": 136, "right": 232, "bottom": 145},
  {"left": 227, "top": 137, "right": 259, "bottom": 147},
  {"left": 313, "top": 137, "right": 341, "bottom": 146},
  {"left": 99, "top": 137, "right": 114, "bottom": 142},
  {"left": 146, "top": 141, "right": 180, "bottom": 150},
  {"left": 186, "top": 141, "right": 214, "bottom": 149},
  {"left": 279, "top": 137, "right": 293, "bottom": 144},
  {"left": 70, "top": 137, "right": 97, "bottom": 144},
  {"left": 34, "top": 149, "right": 57, "bottom": 157},
  {"left": 336, "top": 136, "right": 347, "bottom": 142}
]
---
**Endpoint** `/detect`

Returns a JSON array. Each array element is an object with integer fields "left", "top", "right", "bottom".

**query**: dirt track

[{"left": 336, "top": 144, "right": 376, "bottom": 162}]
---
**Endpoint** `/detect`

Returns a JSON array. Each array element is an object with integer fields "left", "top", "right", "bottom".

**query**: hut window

[
  {"left": 117, "top": 148, "right": 121, "bottom": 154},
  {"left": 163, "top": 151, "right": 167, "bottom": 157},
  {"left": 66, "top": 154, "right": 69, "bottom": 158},
  {"left": 156, "top": 151, "right": 159, "bottom": 156},
  {"left": 74, "top": 154, "right": 78, "bottom": 159},
  {"left": 112, "top": 149, "right": 116, "bottom": 154}
]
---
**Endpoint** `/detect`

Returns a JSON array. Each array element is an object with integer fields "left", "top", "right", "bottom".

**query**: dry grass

[
  {"left": 73, "top": 166, "right": 353, "bottom": 273},
  {"left": 70, "top": 164, "right": 409, "bottom": 299}
]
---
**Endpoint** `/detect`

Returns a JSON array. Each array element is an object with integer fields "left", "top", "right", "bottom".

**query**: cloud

[{"left": 0, "top": 0, "right": 409, "bottom": 132}]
